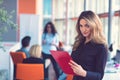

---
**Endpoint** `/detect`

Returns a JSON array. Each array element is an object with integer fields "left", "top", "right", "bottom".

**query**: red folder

[{"left": 50, "top": 50, "right": 75, "bottom": 75}]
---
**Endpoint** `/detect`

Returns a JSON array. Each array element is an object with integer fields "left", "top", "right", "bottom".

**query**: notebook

[{"left": 50, "top": 50, "right": 75, "bottom": 75}]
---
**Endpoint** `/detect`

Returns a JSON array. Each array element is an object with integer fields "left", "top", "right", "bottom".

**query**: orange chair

[
  {"left": 66, "top": 74, "right": 73, "bottom": 80},
  {"left": 16, "top": 63, "right": 44, "bottom": 80},
  {"left": 10, "top": 52, "right": 26, "bottom": 65}
]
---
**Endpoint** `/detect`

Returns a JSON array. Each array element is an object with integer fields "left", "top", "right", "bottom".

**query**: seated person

[
  {"left": 16, "top": 36, "right": 31, "bottom": 58},
  {"left": 23, "top": 44, "right": 44, "bottom": 64}
]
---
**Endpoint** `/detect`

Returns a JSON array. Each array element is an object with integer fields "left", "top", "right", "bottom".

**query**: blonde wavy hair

[
  {"left": 29, "top": 44, "right": 42, "bottom": 58},
  {"left": 73, "top": 11, "right": 107, "bottom": 51}
]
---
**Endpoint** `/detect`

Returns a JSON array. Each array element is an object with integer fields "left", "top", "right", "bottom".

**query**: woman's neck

[
  {"left": 47, "top": 32, "right": 51, "bottom": 34},
  {"left": 85, "top": 37, "right": 91, "bottom": 44}
]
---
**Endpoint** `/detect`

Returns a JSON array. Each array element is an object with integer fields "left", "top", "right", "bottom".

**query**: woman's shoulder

[
  {"left": 54, "top": 33, "right": 59, "bottom": 38},
  {"left": 91, "top": 42, "right": 107, "bottom": 50},
  {"left": 42, "top": 33, "right": 46, "bottom": 37},
  {"left": 94, "top": 43, "right": 108, "bottom": 53},
  {"left": 95, "top": 43, "right": 105, "bottom": 47},
  {"left": 91, "top": 41, "right": 105, "bottom": 47},
  {"left": 54, "top": 33, "right": 58, "bottom": 36}
]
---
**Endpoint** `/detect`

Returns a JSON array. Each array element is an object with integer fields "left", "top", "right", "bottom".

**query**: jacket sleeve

[{"left": 84, "top": 45, "right": 108, "bottom": 80}]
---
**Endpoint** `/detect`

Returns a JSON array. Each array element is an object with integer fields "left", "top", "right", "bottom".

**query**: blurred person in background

[
  {"left": 23, "top": 44, "right": 44, "bottom": 64},
  {"left": 16, "top": 36, "right": 31, "bottom": 58},
  {"left": 42, "top": 21, "right": 59, "bottom": 80}
]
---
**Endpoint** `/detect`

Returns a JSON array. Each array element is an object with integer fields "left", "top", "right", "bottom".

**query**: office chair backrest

[
  {"left": 10, "top": 52, "right": 26, "bottom": 65},
  {"left": 16, "top": 63, "right": 44, "bottom": 80},
  {"left": 66, "top": 74, "right": 73, "bottom": 80}
]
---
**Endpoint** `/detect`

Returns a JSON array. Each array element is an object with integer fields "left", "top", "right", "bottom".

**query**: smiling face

[{"left": 79, "top": 19, "right": 91, "bottom": 39}]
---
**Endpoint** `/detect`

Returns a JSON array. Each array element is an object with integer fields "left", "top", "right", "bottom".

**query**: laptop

[{"left": 50, "top": 50, "right": 75, "bottom": 75}]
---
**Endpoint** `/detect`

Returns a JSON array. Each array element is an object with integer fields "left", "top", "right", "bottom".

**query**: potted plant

[{"left": 0, "top": 0, "right": 17, "bottom": 52}]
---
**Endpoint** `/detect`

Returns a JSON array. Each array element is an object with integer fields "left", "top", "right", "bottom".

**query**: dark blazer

[
  {"left": 23, "top": 57, "right": 44, "bottom": 64},
  {"left": 71, "top": 41, "right": 108, "bottom": 80}
]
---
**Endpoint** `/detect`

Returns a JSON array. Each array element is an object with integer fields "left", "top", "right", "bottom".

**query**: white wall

[
  {"left": 20, "top": 14, "right": 42, "bottom": 48},
  {"left": 0, "top": 42, "right": 17, "bottom": 80}
]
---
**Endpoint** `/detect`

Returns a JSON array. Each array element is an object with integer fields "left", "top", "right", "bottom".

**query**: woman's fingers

[
  {"left": 69, "top": 60, "right": 81, "bottom": 71},
  {"left": 69, "top": 62, "right": 76, "bottom": 69},
  {"left": 69, "top": 61, "right": 81, "bottom": 75},
  {"left": 69, "top": 60, "right": 87, "bottom": 77},
  {"left": 70, "top": 60, "right": 79, "bottom": 67}
]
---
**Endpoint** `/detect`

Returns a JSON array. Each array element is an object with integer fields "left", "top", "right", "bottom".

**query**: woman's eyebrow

[
  {"left": 85, "top": 24, "right": 89, "bottom": 26},
  {"left": 79, "top": 24, "right": 82, "bottom": 26}
]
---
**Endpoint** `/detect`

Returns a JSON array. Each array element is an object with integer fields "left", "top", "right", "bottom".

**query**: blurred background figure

[
  {"left": 42, "top": 21, "right": 59, "bottom": 80},
  {"left": 16, "top": 36, "right": 31, "bottom": 58},
  {"left": 23, "top": 44, "right": 44, "bottom": 79},
  {"left": 23, "top": 44, "right": 44, "bottom": 64}
]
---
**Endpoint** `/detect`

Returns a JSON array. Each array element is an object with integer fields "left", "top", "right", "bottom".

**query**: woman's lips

[{"left": 83, "top": 32, "right": 88, "bottom": 34}]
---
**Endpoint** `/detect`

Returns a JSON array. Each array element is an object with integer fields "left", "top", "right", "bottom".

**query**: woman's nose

[{"left": 82, "top": 26, "right": 86, "bottom": 31}]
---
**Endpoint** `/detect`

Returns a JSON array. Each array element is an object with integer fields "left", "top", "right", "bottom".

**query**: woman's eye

[
  {"left": 85, "top": 24, "right": 89, "bottom": 28},
  {"left": 79, "top": 25, "right": 82, "bottom": 27}
]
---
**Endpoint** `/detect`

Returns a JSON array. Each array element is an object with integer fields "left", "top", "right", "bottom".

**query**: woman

[
  {"left": 23, "top": 44, "right": 43, "bottom": 64},
  {"left": 42, "top": 21, "right": 59, "bottom": 54},
  {"left": 69, "top": 11, "right": 108, "bottom": 80},
  {"left": 42, "top": 21, "right": 59, "bottom": 79}
]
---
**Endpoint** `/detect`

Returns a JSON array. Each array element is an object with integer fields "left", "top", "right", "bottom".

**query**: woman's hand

[{"left": 69, "top": 60, "right": 87, "bottom": 77}]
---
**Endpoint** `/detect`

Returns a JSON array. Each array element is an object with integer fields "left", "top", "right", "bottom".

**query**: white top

[{"left": 42, "top": 33, "right": 59, "bottom": 54}]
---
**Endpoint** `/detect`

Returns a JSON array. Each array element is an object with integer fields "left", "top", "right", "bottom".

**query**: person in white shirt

[{"left": 42, "top": 21, "right": 59, "bottom": 80}]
